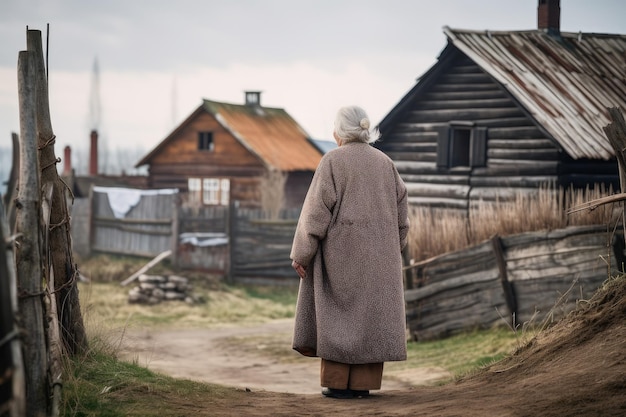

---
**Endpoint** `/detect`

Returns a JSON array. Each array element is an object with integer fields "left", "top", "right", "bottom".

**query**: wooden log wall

[
  {"left": 404, "top": 224, "right": 620, "bottom": 341},
  {"left": 378, "top": 51, "right": 616, "bottom": 210}
]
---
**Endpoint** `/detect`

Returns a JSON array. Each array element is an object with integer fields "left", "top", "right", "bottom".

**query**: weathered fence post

[
  {"left": 603, "top": 107, "right": 626, "bottom": 245},
  {"left": 491, "top": 235, "right": 517, "bottom": 327},
  {"left": 227, "top": 200, "right": 238, "bottom": 284},
  {"left": 170, "top": 194, "right": 180, "bottom": 267},
  {"left": 0, "top": 198, "right": 26, "bottom": 417},
  {"left": 3, "top": 132, "right": 20, "bottom": 232},
  {"left": 27, "top": 29, "right": 87, "bottom": 355},
  {"left": 16, "top": 48, "right": 48, "bottom": 417}
]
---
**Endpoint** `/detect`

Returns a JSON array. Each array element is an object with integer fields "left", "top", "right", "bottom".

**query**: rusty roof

[
  {"left": 443, "top": 27, "right": 626, "bottom": 160},
  {"left": 202, "top": 99, "right": 322, "bottom": 171},
  {"left": 136, "top": 99, "right": 323, "bottom": 170}
]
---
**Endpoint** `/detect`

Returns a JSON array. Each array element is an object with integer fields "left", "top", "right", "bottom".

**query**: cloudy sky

[{"left": 1, "top": 0, "right": 625, "bottom": 172}]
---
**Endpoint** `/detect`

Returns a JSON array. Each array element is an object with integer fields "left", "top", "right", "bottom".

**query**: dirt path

[
  {"left": 117, "top": 318, "right": 449, "bottom": 394},
  {"left": 114, "top": 279, "right": 626, "bottom": 416}
]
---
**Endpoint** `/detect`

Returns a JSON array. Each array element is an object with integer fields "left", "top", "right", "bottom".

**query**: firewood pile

[{"left": 127, "top": 274, "right": 196, "bottom": 304}]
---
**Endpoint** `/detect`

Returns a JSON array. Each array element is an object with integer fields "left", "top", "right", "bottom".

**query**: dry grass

[{"left": 408, "top": 184, "right": 619, "bottom": 262}]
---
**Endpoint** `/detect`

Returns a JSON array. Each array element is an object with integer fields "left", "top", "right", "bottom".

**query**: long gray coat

[{"left": 290, "top": 141, "right": 409, "bottom": 364}]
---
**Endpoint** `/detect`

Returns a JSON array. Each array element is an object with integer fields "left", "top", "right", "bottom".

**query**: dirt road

[
  {"left": 118, "top": 318, "right": 450, "bottom": 394},
  {"left": 114, "top": 278, "right": 626, "bottom": 416}
]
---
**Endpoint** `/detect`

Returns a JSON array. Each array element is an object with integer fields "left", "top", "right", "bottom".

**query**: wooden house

[
  {"left": 136, "top": 92, "right": 323, "bottom": 208},
  {"left": 375, "top": 0, "right": 626, "bottom": 211}
]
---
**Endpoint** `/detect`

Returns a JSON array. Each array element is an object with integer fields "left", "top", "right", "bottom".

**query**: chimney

[
  {"left": 245, "top": 91, "right": 261, "bottom": 107},
  {"left": 63, "top": 145, "right": 72, "bottom": 176},
  {"left": 538, "top": 0, "right": 560, "bottom": 35},
  {"left": 89, "top": 129, "right": 98, "bottom": 176}
]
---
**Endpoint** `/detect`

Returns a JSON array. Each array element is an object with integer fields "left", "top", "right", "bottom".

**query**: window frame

[
  {"left": 437, "top": 123, "right": 487, "bottom": 169},
  {"left": 198, "top": 131, "right": 214, "bottom": 151},
  {"left": 187, "top": 177, "right": 230, "bottom": 206}
]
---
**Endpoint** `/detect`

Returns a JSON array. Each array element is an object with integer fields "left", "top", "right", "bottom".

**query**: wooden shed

[
  {"left": 136, "top": 92, "right": 323, "bottom": 209},
  {"left": 375, "top": 2, "right": 626, "bottom": 211}
]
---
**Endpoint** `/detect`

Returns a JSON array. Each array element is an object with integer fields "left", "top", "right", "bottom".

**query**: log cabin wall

[
  {"left": 377, "top": 48, "right": 618, "bottom": 211},
  {"left": 144, "top": 111, "right": 273, "bottom": 208}
]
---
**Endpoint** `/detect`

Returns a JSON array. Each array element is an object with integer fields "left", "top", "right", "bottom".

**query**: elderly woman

[{"left": 290, "top": 105, "right": 409, "bottom": 399}]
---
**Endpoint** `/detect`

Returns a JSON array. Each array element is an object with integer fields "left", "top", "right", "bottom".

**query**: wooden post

[
  {"left": 170, "top": 194, "right": 180, "bottom": 267},
  {"left": 227, "top": 200, "right": 238, "bottom": 284},
  {"left": 120, "top": 250, "right": 172, "bottom": 287},
  {"left": 3, "top": 132, "right": 20, "bottom": 233},
  {"left": 491, "top": 235, "right": 517, "bottom": 328},
  {"left": 41, "top": 183, "right": 62, "bottom": 417},
  {"left": 603, "top": 107, "right": 626, "bottom": 245},
  {"left": 0, "top": 197, "right": 26, "bottom": 417},
  {"left": 16, "top": 48, "right": 48, "bottom": 417},
  {"left": 27, "top": 29, "right": 87, "bottom": 355}
]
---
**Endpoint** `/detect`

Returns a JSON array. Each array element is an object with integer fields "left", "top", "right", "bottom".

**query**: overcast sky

[{"left": 1, "top": 0, "right": 625, "bottom": 170}]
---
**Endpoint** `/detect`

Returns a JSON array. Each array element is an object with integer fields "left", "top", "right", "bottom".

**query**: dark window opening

[
  {"left": 450, "top": 128, "right": 471, "bottom": 167},
  {"left": 437, "top": 124, "right": 487, "bottom": 169},
  {"left": 198, "top": 132, "right": 214, "bottom": 151}
]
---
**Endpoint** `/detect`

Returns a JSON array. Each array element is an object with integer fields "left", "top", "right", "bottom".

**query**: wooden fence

[
  {"left": 175, "top": 205, "right": 229, "bottom": 273},
  {"left": 72, "top": 188, "right": 621, "bottom": 338},
  {"left": 88, "top": 187, "right": 178, "bottom": 258},
  {"left": 405, "top": 225, "right": 622, "bottom": 341},
  {"left": 71, "top": 189, "right": 302, "bottom": 282},
  {"left": 0, "top": 199, "right": 23, "bottom": 415},
  {"left": 230, "top": 208, "right": 300, "bottom": 284}
]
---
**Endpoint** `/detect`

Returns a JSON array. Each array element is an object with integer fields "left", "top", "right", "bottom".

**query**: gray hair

[{"left": 334, "top": 105, "right": 380, "bottom": 144}]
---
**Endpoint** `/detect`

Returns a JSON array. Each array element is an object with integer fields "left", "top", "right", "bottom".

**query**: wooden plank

[
  {"left": 407, "top": 196, "right": 468, "bottom": 209},
  {"left": 120, "top": 250, "right": 172, "bottom": 286},
  {"left": 406, "top": 107, "right": 525, "bottom": 123},
  {"left": 487, "top": 148, "right": 560, "bottom": 160},
  {"left": 487, "top": 126, "right": 547, "bottom": 139},
  {"left": 405, "top": 183, "right": 470, "bottom": 199},
  {"left": 386, "top": 151, "right": 436, "bottom": 162},
  {"left": 488, "top": 138, "right": 556, "bottom": 149},
  {"left": 470, "top": 175, "right": 556, "bottom": 188}
]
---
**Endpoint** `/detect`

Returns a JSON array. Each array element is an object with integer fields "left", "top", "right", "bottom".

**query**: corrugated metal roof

[
  {"left": 444, "top": 27, "right": 626, "bottom": 160},
  {"left": 202, "top": 99, "right": 322, "bottom": 171}
]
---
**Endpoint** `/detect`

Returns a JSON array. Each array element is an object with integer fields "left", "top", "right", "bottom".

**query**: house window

[
  {"left": 203, "top": 178, "right": 220, "bottom": 204},
  {"left": 450, "top": 128, "right": 471, "bottom": 167},
  {"left": 220, "top": 179, "right": 230, "bottom": 206},
  {"left": 188, "top": 177, "right": 230, "bottom": 206},
  {"left": 198, "top": 132, "right": 214, "bottom": 151},
  {"left": 188, "top": 177, "right": 202, "bottom": 205},
  {"left": 437, "top": 124, "right": 487, "bottom": 169}
]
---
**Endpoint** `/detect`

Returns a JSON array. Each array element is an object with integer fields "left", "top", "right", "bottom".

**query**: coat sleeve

[
  {"left": 290, "top": 158, "right": 337, "bottom": 267},
  {"left": 395, "top": 167, "right": 410, "bottom": 250}
]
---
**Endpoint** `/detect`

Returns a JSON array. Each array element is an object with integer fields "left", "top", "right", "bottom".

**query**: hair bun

[{"left": 359, "top": 118, "right": 370, "bottom": 129}]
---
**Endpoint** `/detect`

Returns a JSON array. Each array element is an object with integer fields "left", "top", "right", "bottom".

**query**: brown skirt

[{"left": 320, "top": 359, "right": 384, "bottom": 390}]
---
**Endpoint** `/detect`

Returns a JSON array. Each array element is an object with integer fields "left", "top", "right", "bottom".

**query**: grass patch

[
  {"left": 62, "top": 347, "right": 234, "bottom": 416},
  {"left": 388, "top": 327, "right": 535, "bottom": 378},
  {"left": 79, "top": 280, "right": 298, "bottom": 333}
]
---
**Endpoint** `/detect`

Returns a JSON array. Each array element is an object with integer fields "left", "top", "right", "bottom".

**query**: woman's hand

[{"left": 292, "top": 260, "right": 306, "bottom": 279}]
